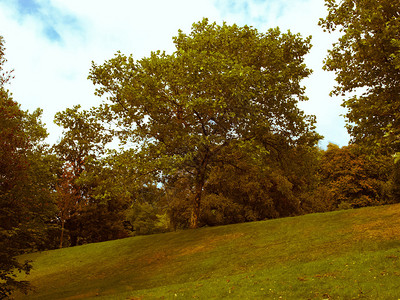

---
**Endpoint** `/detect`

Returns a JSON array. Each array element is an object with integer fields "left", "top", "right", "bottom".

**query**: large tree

[
  {"left": 0, "top": 36, "right": 57, "bottom": 298},
  {"left": 54, "top": 105, "right": 128, "bottom": 246},
  {"left": 0, "top": 74, "right": 32, "bottom": 300},
  {"left": 319, "top": 0, "right": 400, "bottom": 154},
  {"left": 89, "top": 19, "right": 320, "bottom": 228}
]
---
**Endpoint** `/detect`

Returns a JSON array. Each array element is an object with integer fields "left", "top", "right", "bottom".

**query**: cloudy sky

[{"left": 0, "top": 0, "right": 349, "bottom": 147}]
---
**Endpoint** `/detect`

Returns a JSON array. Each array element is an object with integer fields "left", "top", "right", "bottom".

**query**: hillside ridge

[{"left": 15, "top": 204, "right": 400, "bottom": 299}]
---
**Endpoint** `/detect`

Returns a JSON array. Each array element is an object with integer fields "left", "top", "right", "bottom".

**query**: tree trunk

[
  {"left": 59, "top": 220, "right": 65, "bottom": 249},
  {"left": 70, "top": 233, "right": 78, "bottom": 247},
  {"left": 190, "top": 182, "right": 203, "bottom": 228},
  {"left": 189, "top": 150, "right": 209, "bottom": 229}
]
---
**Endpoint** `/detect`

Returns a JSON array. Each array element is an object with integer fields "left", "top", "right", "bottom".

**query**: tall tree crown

[
  {"left": 320, "top": 0, "right": 400, "bottom": 152},
  {"left": 89, "top": 19, "right": 319, "bottom": 227}
]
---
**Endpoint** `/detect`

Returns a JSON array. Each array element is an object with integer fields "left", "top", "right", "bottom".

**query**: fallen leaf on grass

[{"left": 297, "top": 277, "right": 307, "bottom": 281}]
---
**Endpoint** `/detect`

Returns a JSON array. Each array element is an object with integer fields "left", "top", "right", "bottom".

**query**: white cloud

[
  {"left": 0, "top": 0, "right": 221, "bottom": 144},
  {"left": 0, "top": 0, "right": 349, "bottom": 147}
]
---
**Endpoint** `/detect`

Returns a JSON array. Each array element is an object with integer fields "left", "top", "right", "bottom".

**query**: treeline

[{"left": 1, "top": 0, "right": 400, "bottom": 297}]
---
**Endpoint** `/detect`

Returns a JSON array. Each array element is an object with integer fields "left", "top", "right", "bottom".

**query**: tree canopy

[
  {"left": 318, "top": 143, "right": 393, "bottom": 208},
  {"left": 319, "top": 0, "right": 400, "bottom": 154},
  {"left": 0, "top": 36, "right": 58, "bottom": 298},
  {"left": 89, "top": 19, "right": 320, "bottom": 228}
]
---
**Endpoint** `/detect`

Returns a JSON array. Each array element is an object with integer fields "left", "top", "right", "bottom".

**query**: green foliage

[
  {"left": 0, "top": 36, "right": 57, "bottom": 298},
  {"left": 89, "top": 19, "right": 320, "bottom": 228},
  {"left": 165, "top": 139, "right": 324, "bottom": 228},
  {"left": 337, "top": 201, "right": 354, "bottom": 210},
  {"left": 53, "top": 105, "right": 113, "bottom": 175},
  {"left": 55, "top": 158, "right": 131, "bottom": 247},
  {"left": 316, "top": 143, "right": 394, "bottom": 209},
  {"left": 202, "top": 146, "right": 292, "bottom": 224},
  {"left": 320, "top": 0, "right": 400, "bottom": 154},
  {"left": 163, "top": 175, "right": 193, "bottom": 230},
  {"left": 390, "top": 162, "right": 400, "bottom": 202},
  {"left": 0, "top": 255, "right": 31, "bottom": 299},
  {"left": 202, "top": 139, "right": 324, "bottom": 224},
  {"left": 53, "top": 106, "right": 129, "bottom": 246},
  {"left": 125, "top": 202, "right": 168, "bottom": 235}
]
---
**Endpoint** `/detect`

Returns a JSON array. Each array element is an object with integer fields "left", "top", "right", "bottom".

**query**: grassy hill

[{"left": 14, "top": 204, "right": 400, "bottom": 299}]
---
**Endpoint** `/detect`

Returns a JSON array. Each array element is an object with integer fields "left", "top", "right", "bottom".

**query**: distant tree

[
  {"left": 95, "top": 149, "right": 167, "bottom": 236},
  {"left": 54, "top": 105, "right": 110, "bottom": 246},
  {"left": 317, "top": 144, "right": 393, "bottom": 208},
  {"left": 53, "top": 105, "right": 112, "bottom": 177},
  {"left": 319, "top": 0, "right": 400, "bottom": 155},
  {"left": 89, "top": 19, "right": 320, "bottom": 228},
  {"left": 54, "top": 106, "right": 129, "bottom": 245},
  {"left": 56, "top": 163, "right": 81, "bottom": 248},
  {"left": 73, "top": 157, "right": 130, "bottom": 244}
]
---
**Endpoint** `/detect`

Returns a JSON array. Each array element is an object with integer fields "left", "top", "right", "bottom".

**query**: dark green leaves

[{"left": 320, "top": 0, "right": 400, "bottom": 153}]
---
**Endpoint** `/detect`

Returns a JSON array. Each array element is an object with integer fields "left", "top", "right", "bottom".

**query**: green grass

[{"left": 14, "top": 204, "right": 400, "bottom": 299}]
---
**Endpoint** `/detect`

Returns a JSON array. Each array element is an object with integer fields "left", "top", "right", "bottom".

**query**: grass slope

[{"left": 14, "top": 204, "right": 400, "bottom": 299}]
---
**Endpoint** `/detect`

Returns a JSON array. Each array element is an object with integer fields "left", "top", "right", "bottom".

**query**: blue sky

[
  {"left": 10, "top": 0, "right": 81, "bottom": 42},
  {"left": 0, "top": 0, "right": 349, "bottom": 147}
]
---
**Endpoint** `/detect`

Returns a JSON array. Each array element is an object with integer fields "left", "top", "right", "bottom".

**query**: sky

[{"left": 0, "top": 0, "right": 350, "bottom": 148}]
